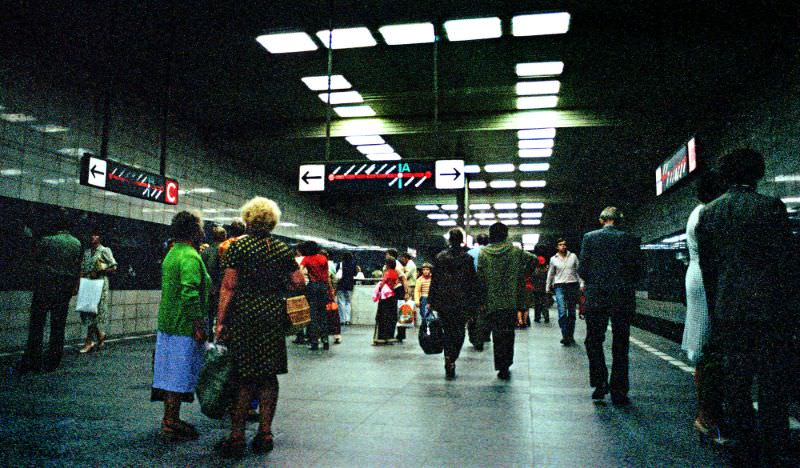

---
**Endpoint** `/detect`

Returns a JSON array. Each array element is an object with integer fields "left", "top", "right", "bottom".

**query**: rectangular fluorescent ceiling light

[
  {"left": 317, "top": 28, "right": 377, "bottom": 49},
  {"left": 318, "top": 91, "right": 363, "bottom": 104},
  {"left": 449, "top": 214, "right": 459, "bottom": 219},
  {"left": 521, "top": 212, "right": 543, "bottom": 218},
  {"left": 522, "top": 233, "right": 541, "bottom": 244},
  {"left": 416, "top": 204, "right": 440, "bottom": 211},
  {"left": 469, "top": 203, "right": 491, "bottom": 210},
  {"left": 516, "top": 61, "right": 564, "bottom": 77},
  {"left": 31, "top": 124, "right": 69, "bottom": 133},
  {"left": 516, "top": 81, "right": 561, "bottom": 95},
  {"left": 256, "top": 32, "right": 318, "bottom": 54},
  {"left": 519, "top": 148, "right": 553, "bottom": 158},
  {"left": 522, "top": 219, "right": 542, "bottom": 225},
  {"left": 1, "top": 169, "right": 23, "bottom": 176},
  {"left": 1, "top": 113, "right": 36, "bottom": 122},
  {"left": 497, "top": 213, "right": 519, "bottom": 219},
  {"left": 782, "top": 197, "right": 800, "bottom": 204},
  {"left": 191, "top": 187, "right": 216, "bottom": 193},
  {"left": 519, "top": 163, "right": 550, "bottom": 172},
  {"left": 437, "top": 220, "right": 457, "bottom": 227},
  {"left": 518, "top": 128, "right": 556, "bottom": 139},
  {"left": 346, "top": 135, "right": 384, "bottom": 145},
  {"left": 463, "top": 164, "right": 481, "bottom": 173},
  {"left": 521, "top": 202, "right": 545, "bottom": 209},
  {"left": 379, "top": 22, "right": 435, "bottom": 45},
  {"left": 490, "top": 180, "right": 517, "bottom": 189},
  {"left": 441, "top": 204, "right": 459, "bottom": 211},
  {"left": 484, "top": 163, "right": 516, "bottom": 173},
  {"left": 357, "top": 144, "right": 394, "bottom": 155},
  {"left": 512, "top": 12, "right": 571, "bottom": 36},
  {"left": 334, "top": 105, "right": 376, "bottom": 118},
  {"left": 504, "top": 220, "right": 520, "bottom": 226},
  {"left": 427, "top": 214, "right": 450, "bottom": 220},
  {"left": 519, "top": 139, "right": 554, "bottom": 149},
  {"left": 468, "top": 181, "right": 487, "bottom": 189},
  {"left": 473, "top": 213, "right": 495, "bottom": 219},
  {"left": 517, "top": 95, "right": 559, "bottom": 110},
  {"left": 479, "top": 220, "right": 495, "bottom": 226},
  {"left": 367, "top": 153, "right": 401, "bottom": 161},
  {"left": 444, "top": 17, "right": 502, "bottom": 41},
  {"left": 774, "top": 175, "right": 800, "bottom": 182},
  {"left": 57, "top": 147, "right": 92, "bottom": 157},
  {"left": 520, "top": 180, "right": 547, "bottom": 188},
  {"left": 301, "top": 75, "right": 352, "bottom": 91},
  {"left": 494, "top": 203, "right": 518, "bottom": 209}
]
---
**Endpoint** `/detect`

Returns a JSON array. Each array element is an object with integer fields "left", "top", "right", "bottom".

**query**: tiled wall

[{"left": 0, "top": 75, "right": 389, "bottom": 351}]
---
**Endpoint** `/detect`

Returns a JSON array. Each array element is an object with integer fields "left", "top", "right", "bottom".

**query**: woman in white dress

[{"left": 681, "top": 172, "right": 726, "bottom": 442}]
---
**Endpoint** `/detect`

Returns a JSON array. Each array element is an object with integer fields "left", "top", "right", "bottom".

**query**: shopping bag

[
  {"left": 418, "top": 315, "right": 444, "bottom": 354},
  {"left": 397, "top": 300, "right": 415, "bottom": 328},
  {"left": 196, "top": 343, "right": 235, "bottom": 419},
  {"left": 75, "top": 278, "right": 104, "bottom": 314},
  {"left": 286, "top": 295, "right": 311, "bottom": 327}
]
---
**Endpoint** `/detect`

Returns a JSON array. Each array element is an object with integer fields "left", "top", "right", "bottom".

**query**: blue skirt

[{"left": 151, "top": 332, "right": 204, "bottom": 402}]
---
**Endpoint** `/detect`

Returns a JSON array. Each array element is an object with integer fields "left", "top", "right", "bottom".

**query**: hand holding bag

[
  {"left": 196, "top": 342, "right": 235, "bottom": 419},
  {"left": 418, "top": 314, "right": 444, "bottom": 354},
  {"left": 75, "top": 278, "right": 104, "bottom": 314},
  {"left": 397, "top": 300, "right": 415, "bottom": 328}
]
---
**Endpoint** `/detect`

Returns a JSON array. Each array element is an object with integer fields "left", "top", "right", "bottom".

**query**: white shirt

[{"left": 546, "top": 251, "right": 583, "bottom": 292}]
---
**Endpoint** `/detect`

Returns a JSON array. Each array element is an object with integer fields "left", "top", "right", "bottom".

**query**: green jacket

[
  {"left": 477, "top": 241, "right": 533, "bottom": 311},
  {"left": 157, "top": 242, "right": 210, "bottom": 336}
]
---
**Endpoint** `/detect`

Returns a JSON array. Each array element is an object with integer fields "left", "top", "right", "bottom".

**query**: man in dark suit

[
  {"left": 579, "top": 207, "right": 642, "bottom": 405},
  {"left": 695, "top": 148, "right": 796, "bottom": 465}
]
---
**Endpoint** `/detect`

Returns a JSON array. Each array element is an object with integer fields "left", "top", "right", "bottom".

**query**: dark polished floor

[{"left": 1, "top": 315, "right": 789, "bottom": 467}]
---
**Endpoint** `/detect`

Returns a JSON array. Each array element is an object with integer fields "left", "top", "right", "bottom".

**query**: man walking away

[
  {"left": 477, "top": 222, "right": 533, "bottom": 380},
  {"left": 579, "top": 207, "right": 642, "bottom": 405},
  {"left": 467, "top": 234, "right": 489, "bottom": 349}
]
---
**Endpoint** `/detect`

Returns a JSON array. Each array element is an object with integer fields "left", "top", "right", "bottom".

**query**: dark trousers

[
  {"left": 467, "top": 316, "right": 486, "bottom": 346},
  {"left": 533, "top": 293, "right": 550, "bottom": 322},
  {"left": 488, "top": 309, "right": 517, "bottom": 371},
  {"left": 305, "top": 282, "right": 329, "bottom": 344},
  {"left": 584, "top": 305, "right": 632, "bottom": 396},
  {"left": 394, "top": 286, "right": 406, "bottom": 341},
  {"left": 22, "top": 281, "right": 74, "bottom": 371},
  {"left": 439, "top": 310, "right": 466, "bottom": 362}
]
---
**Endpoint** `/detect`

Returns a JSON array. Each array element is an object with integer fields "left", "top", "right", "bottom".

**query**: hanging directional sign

[
  {"left": 80, "top": 154, "right": 179, "bottom": 205},
  {"left": 299, "top": 160, "right": 464, "bottom": 193}
]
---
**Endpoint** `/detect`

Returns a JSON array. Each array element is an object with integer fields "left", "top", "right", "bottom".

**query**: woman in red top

[
  {"left": 298, "top": 241, "right": 333, "bottom": 350},
  {"left": 373, "top": 258, "right": 399, "bottom": 345}
]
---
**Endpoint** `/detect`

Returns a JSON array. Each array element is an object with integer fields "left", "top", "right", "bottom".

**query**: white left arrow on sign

[
  {"left": 299, "top": 164, "right": 325, "bottom": 192},
  {"left": 87, "top": 157, "right": 107, "bottom": 188}
]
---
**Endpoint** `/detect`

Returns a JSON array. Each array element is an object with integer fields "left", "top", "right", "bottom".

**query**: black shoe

[
  {"left": 474, "top": 343, "right": 484, "bottom": 352},
  {"left": 560, "top": 338, "right": 567, "bottom": 345},
  {"left": 544, "top": 319, "right": 550, "bottom": 323},
  {"left": 251, "top": 432, "right": 274, "bottom": 454},
  {"left": 322, "top": 340, "right": 330, "bottom": 350},
  {"left": 533, "top": 318, "right": 541, "bottom": 323},
  {"left": 308, "top": 343, "right": 319, "bottom": 351},
  {"left": 497, "top": 369, "right": 511, "bottom": 380},
  {"left": 591, "top": 386, "right": 609, "bottom": 400},
  {"left": 611, "top": 395, "right": 631, "bottom": 406},
  {"left": 445, "top": 362, "right": 456, "bottom": 380}
]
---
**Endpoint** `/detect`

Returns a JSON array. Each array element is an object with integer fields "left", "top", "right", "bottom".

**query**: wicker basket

[{"left": 286, "top": 295, "right": 311, "bottom": 327}]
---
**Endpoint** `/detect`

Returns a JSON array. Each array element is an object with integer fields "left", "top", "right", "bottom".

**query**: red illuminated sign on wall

[
  {"left": 656, "top": 137, "right": 698, "bottom": 196},
  {"left": 80, "top": 154, "right": 178, "bottom": 205}
]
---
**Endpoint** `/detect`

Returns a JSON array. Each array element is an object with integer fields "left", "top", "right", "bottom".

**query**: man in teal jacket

[{"left": 477, "top": 222, "right": 534, "bottom": 380}]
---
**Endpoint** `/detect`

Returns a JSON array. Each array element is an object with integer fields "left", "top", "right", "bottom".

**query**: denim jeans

[
  {"left": 554, "top": 283, "right": 580, "bottom": 340},
  {"left": 336, "top": 289, "right": 352, "bottom": 324},
  {"left": 418, "top": 296, "right": 431, "bottom": 322}
]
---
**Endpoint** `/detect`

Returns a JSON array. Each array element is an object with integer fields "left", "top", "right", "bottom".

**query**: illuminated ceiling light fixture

[
  {"left": 489, "top": 180, "right": 517, "bottom": 189},
  {"left": 512, "top": 12, "right": 571, "bottom": 36},
  {"left": 484, "top": 163, "right": 516, "bottom": 173},
  {"left": 521, "top": 212, "right": 543, "bottom": 218},
  {"left": 437, "top": 220, "right": 458, "bottom": 227},
  {"left": 415, "top": 204, "right": 440, "bottom": 211},
  {"left": 522, "top": 233, "right": 541, "bottom": 245},
  {"left": 478, "top": 219, "right": 495, "bottom": 226},
  {"left": 366, "top": 153, "right": 401, "bottom": 161},
  {"left": 516, "top": 61, "right": 564, "bottom": 77},
  {"left": 504, "top": 220, "right": 520, "bottom": 226},
  {"left": 301, "top": 75, "right": 352, "bottom": 91},
  {"left": 443, "top": 17, "right": 502, "bottom": 41},
  {"left": 522, "top": 219, "right": 542, "bottom": 225},
  {"left": 497, "top": 213, "right": 519, "bottom": 219},
  {"left": 1, "top": 169, "right": 23, "bottom": 176},
  {"left": 518, "top": 128, "right": 556, "bottom": 139},
  {"left": 469, "top": 203, "right": 491, "bottom": 210},
  {"left": 356, "top": 144, "right": 394, "bottom": 155},
  {"left": 468, "top": 181, "right": 487, "bottom": 189},
  {"left": 519, "top": 148, "right": 553, "bottom": 158},
  {"left": 427, "top": 214, "right": 450, "bottom": 220},
  {"left": 316, "top": 27, "right": 377, "bottom": 49},
  {"left": 782, "top": 196, "right": 800, "bottom": 204},
  {"left": 515, "top": 80, "right": 561, "bottom": 96},
  {"left": 1, "top": 113, "right": 36, "bottom": 122},
  {"left": 473, "top": 213, "right": 496, "bottom": 219},
  {"left": 519, "top": 162, "right": 550, "bottom": 172},
  {"left": 520, "top": 180, "right": 547, "bottom": 188},
  {"left": 441, "top": 204, "right": 459, "bottom": 210},
  {"left": 31, "top": 124, "right": 69, "bottom": 133},
  {"left": 345, "top": 135, "right": 385, "bottom": 145},
  {"left": 191, "top": 187, "right": 216, "bottom": 194},
  {"left": 463, "top": 164, "right": 481, "bottom": 173},
  {"left": 494, "top": 203, "right": 518, "bottom": 210},
  {"left": 516, "top": 95, "right": 559, "bottom": 110},
  {"left": 318, "top": 91, "right": 364, "bottom": 104},
  {"left": 774, "top": 175, "right": 800, "bottom": 182},
  {"left": 518, "top": 139, "right": 554, "bottom": 149},
  {"left": 521, "top": 202, "right": 545, "bottom": 209},
  {"left": 334, "top": 105, "right": 376, "bottom": 118},
  {"left": 57, "top": 147, "right": 92, "bottom": 157},
  {"left": 256, "top": 32, "right": 318, "bottom": 54},
  {"left": 378, "top": 22, "right": 435, "bottom": 45}
]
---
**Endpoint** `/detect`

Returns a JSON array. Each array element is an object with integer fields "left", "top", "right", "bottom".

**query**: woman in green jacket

[{"left": 151, "top": 211, "right": 209, "bottom": 441}]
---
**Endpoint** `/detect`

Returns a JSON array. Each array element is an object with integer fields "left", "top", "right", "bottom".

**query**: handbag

[
  {"left": 196, "top": 343, "right": 235, "bottom": 419},
  {"left": 397, "top": 300, "right": 415, "bottom": 328},
  {"left": 286, "top": 295, "right": 311, "bottom": 327},
  {"left": 75, "top": 278, "right": 104, "bottom": 314},
  {"left": 418, "top": 314, "right": 444, "bottom": 354}
]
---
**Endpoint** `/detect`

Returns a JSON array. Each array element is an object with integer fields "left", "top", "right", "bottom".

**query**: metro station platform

[{"left": 1, "top": 316, "right": 796, "bottom": 467}]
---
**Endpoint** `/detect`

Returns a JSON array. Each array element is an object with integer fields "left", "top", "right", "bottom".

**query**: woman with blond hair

[{"left": 215, "top": 197, "right": 299, "bottom": 457}]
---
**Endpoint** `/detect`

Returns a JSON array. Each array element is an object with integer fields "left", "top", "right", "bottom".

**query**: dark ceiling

[{"left": 2, "top": 0, "right": 797, "bottom": 246}]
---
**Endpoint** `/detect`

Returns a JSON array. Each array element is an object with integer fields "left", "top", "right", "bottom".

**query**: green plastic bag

[{"left": 196, "top": 344, "right": 235, "bottom": 419}]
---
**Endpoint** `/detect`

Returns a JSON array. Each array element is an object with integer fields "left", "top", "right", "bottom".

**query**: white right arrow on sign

[{"left": 435, "top": 160, "right": 465, "bottom": 190}]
